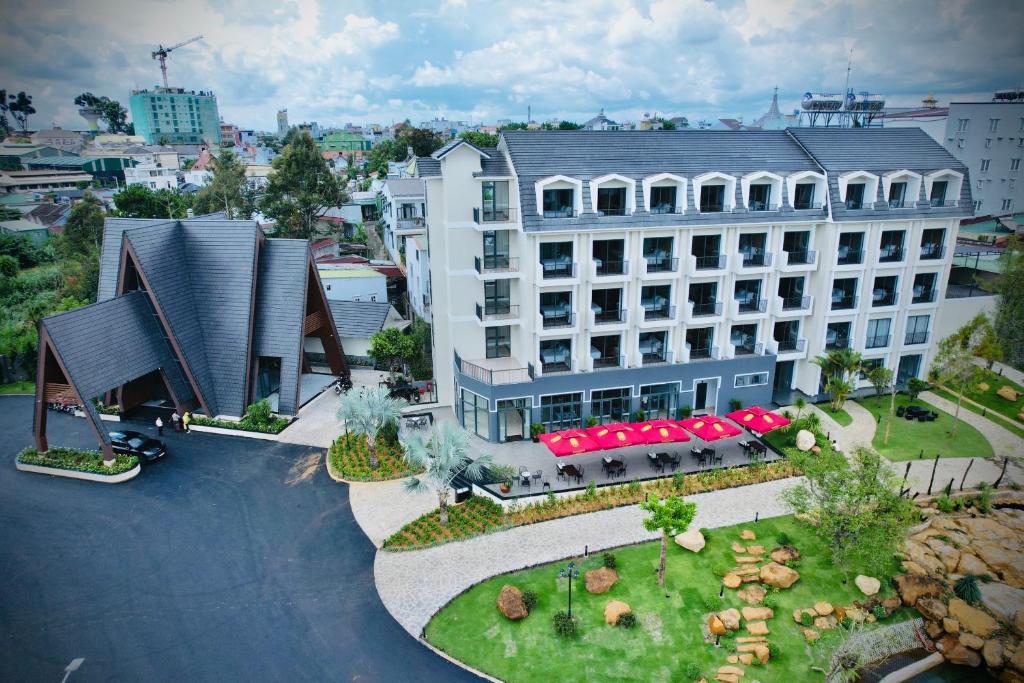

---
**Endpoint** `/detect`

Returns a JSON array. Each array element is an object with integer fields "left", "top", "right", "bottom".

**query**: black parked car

[{"left": 108, "top": 430, "right": 167, "bottom": 462}]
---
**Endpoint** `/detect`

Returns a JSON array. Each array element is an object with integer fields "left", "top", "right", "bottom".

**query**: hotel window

[
  {"left": 1012, "top": 159, "right": 1021, "bottom": 172},
  {"left": 957, "top": 118, "right": 969, "bottom": 132},
  {"left": 887, "top": 181, "right": 907, "bottom": 208},
  {"left": 539, "top": 393, "right": 582, "bottom": 431},
  {"left": 1003, "top": 199, "right": 1014, "bottom": 212},
  {"left": 981, "top": 159, "right": 991, "bottom": 172},
  {"left": 596, "top": 187, "right": 627, "bottom": 216},
  {"left": 985, "top": 138, "right": 992, "bottom": 148},
  {"left": 866, "top": 318, "right": 891, "bottom": 349},
  {"left": 845, "top": 182, "right": 865, "bottom": 209},
  {"left": 973, "top": 200, "right": 983, "bottom": 212},
  {"left": 905, "top": 315, "right": 930, "bottom": 345},
  {"left": 793, "top": 182, "right": 815, "bottom": 209},
  {"left": 542, "top": 188, "right": 574, "bottom": 217},
  {"left": 486, "top": 326, "right": 511, "bottom": 359},
  {"left": 860, "top": 358, "right": 885, "bottom": 379},
  {"left": 989, "top": 118, "right": 1000, "bottom": 132},
  {"left": 699, "top": 184, "right": 725, "bottom": 212},
  {"left": 929, "top": 181, "right": 948, "bottom": 207},
  {"left": 460, "top": 389, "right": 489, "bottom": 440},
  {"left": 837, "top": 232, "right": 864, "bottom": 265},
  {"left": 650, "top": 186, "right": 677, "bottom": 213},
  {"left": 748, "top": 183, "right": 772, "bottom": 211},
  {"left": 734, "top": 372, "right": 768, "bottom": 388}
]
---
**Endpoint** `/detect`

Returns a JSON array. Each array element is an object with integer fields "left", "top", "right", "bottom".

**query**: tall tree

[
  {"left": 394, "top": 126, "right": 444, "bottom": 158},
  {"left": 60, "top": 191, "right": 105, "bottom": 256},
  {"left": 112, "top": 184, "right": 164, "bottom": 218},
  {"left": 0, "top": 88, "right": 9, "bottom": 136},
  {"left": 782, "top": 447, "right": 916, "bottom": 575},
  {"left": 458, "top": 131, "right": 498, "bottom": 148},
  {"left": 261, "top": 133, "right": 346, "bottom": 239},
  {"left": 73, "top": 93, "right": 127, "bottom": 133},
  {"left": 336, "top": 386, "right": 404, "bottom": 470},
  {"left": 401, "top": 421, "right": 494, "bottom": 526},
  {"left": 866, "top": 365, "right": 893, "bottom": 407},
  {"left": 813, "top": 348, "right": 863, "bottom": 411},
  {"left": 8, "top": 91, "right": 35, "bottom": 132},
  {"left": 557, "top": 120, "right": 583, "bottom": 130},
  {"left": 365, "top": 139, "right": 397, "bottom": 177},
  {"left": 368, "top": 327, "right": 416, "bottom": 377},
  {"left": 640, "top": 495, "right": 697, "bottom": 586},
  {"left": 993, "top": 240, "right": 1021, "bottom": 368},
  {"left": 930, "top": 321, "right": 984, "bottom": 438},
  {"left": 194, "top": 149, "right": 248, "bottom": 219}
]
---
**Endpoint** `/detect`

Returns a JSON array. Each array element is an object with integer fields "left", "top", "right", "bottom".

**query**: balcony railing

[
  {"left": 784, "top": 249, "right": 817, "bottom": 266},
  {"left": 845, "top": 199, "right": 865, "bottom": 210},
  {"left": 473, "top": 207, "right": 518, "bottom": 224},
  {"left": 643, "top": 305, "right": 675, "bottom": 322},
  {"left": 593, "top": 308, "right": 625, "bottom": 324},
  {"left": 422, "top": 293, "right": 431, "bottom": 311},
  {"left": 741, "top": 251, "right": 772, "bottom": 267},
  {"left": 826, "top": 334, "right": 850, "bottom": 350},
  {"left": 476, "top": 303, "right": 519, "bottom": 322},
  {"left": 690, "top": 301, "right": 723, "bottom": 317},
  {"left": 879, "top": 245, "right": 904, "bottom": 263},
  {"left": 455, "top": 351, "right": 533, "bottom": 385},
  {"left": 650, "top": 205, "right": 678, "bottom": 214},
  {"left": 780, "top": 294, "right": 811, "bottom": 311},
  {"left": 686, "top": 344, "right": 719, "bottom": 361},
  {"left": 747, "top": 201, "right": 779, "bottom": 212},
  {"left": 776, "top": 338, "right": 807, "bottom": 353},
  {"left": 905, "top": 331, "right": 929, "bottom": 345},
  {"left": 831, "top": 294, "right": 858, "bottom": 311},
  {"left": 920, "top": 244, "right": 945, "bottom": 260},
  {"left": 888, "top": 199, "right": 905, "bottom": 209},
  {"left": 642, "top": 350, "right": 673, "bottom": 366},
  {"left": 644, "top": 255, "right": 679, "bottom": 273},
  {"left": 794, "top": 201, "right": 824, "bottom": 211},
  {"left": 540, "top": 260, "right": 577, "bottom": 279},
  {"left": 736, "top": 297, "right": 767, "bottom": 314},
  {"left": 592, "top": 354, "right": 624, "bottom": 370},
  {"left": 734, "top": 341, "right": 764, "bottom": 356},
  {"left": 474, "top": 255, "right": 519, "bottom": 274},
  {"left": 837, "top": 248, "right": 863, "bottom": 265},
  {"left": 930, "top": 199, "right": 957, "bottom": 208},
  {"left": 541, "top": 311, "right": 575, "bottom": 329},
  {"left": 542, "top": 207, "right": 576, "bottom": 218},
  {"left": 595, "top": 259, "right": 628, "bottom": 276},
  {"left": 597, "top": 207, "right": 627, "bottom": 216},
  {"left": 541, "top": 359, "right": 575, "bottom": 375},
  {"left": 700, "top": 203, "right": 725, "bottom": 213},
  {"left": 865, "top": 334, "right": 891, "bottom": 349},
  {"left": 694, "top": 254, "right": 726, "bottom": 270},
  {"left": 872, "top": 291, "right": 898, "bottom": 307},
  {"left": 396, "top": 216, "right": 425, "bottom": 230},
  {"left": 912, "top": 288, "right": 936, "bottom": 304}
]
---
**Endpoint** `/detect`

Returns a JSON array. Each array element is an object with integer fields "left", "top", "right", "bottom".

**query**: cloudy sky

[{"left": 2, "top": 0, "right": 1021, "bottom": 133}]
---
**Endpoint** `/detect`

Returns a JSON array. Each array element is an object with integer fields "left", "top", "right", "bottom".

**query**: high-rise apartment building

[
  {"left": 129, "top": 88, "right": 221, "bottom": 145},
  {"left": 413, "top": 129, "right": 970, "bottom": 442},
  {"left": 277, "top": 109, "right": 289, "bottom": 139}
]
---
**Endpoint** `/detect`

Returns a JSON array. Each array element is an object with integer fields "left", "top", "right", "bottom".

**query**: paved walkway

[
  {"left": 921, "top": 390, "right": 1024, "bottom": 459},
  {"left": 278, "top": 389, "right": 342, "bottom": 448},
  {"left": 374, "top": 476, "right": 801, "bottom": 637},
  {"left": 350, "top": 479, "right": 443, "bottom": 547},
  {"left": 976, "top": 358, "right": 1024, "bottom": 386}
]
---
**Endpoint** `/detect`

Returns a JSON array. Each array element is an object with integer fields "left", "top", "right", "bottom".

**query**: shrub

[
  {"left": 672, "top": 471, "right": 686, "bottom": 491},
  {"left": 728, "top": 398, "right": 743, "bottom": 411},
  {"left": 245, "top": 398, "right": 272, "bottom": 427},
  {"left": 767, "top": 642, "right": 781, "bottom": 660},
  {"left": 585, "top": 480, "right": 597, "bottom": 498},
  {"left": 935, "top": 494, "right": 955, "bottom": 513},
  {"left": 703, "top": 595, "right": 719, "bottom": 612},
  {"left": 602, "top": 552, "right": 617, "bottom": 570},
  {"left": 522, "top": 589, "right": 538, "bottom": 612},
  {"left": 679, "top": 405, "right": 693, "bottom": 419},
  {"left": 762, "top": 588, "right": 779, "bottom": 610},
  {"left": 954, "top": 575, "right": 982, "bottom": 605},
  {"left": 683, "top": 662, "right": 703, "bottom": 681},
  {"left": 379, "top": 419, "right": 400, "bottom": 447},
  {"left": 872, "top": 605, "right": 887, "bottom": 620},
  {"left": 977, "top": 482, "right": 993, "bottom": 514},
  {"left": 775, "top": 532, "right": 792, "bottom": 547},
  {"left": 633, "top": 410, "right": 646, "bottom": 422},
  {"left": 17, "top": 446, "right": 137, "bottom": 475},
  {"left": 800, "top": 611, "right": 814, "bottom": 627},
  {"left": 551, "top": 610, "right": 578, "bottom": 638},
  {"left": 628, "top": 478, "right": 642, "bottom": 494},
  {"left": 618, "top": 612, "right": 637, "bottom": 629},
  {"left": 840, "top": 615, "right": 853, "bottom": 629},
  {"left": 585, "top": 415, "right": 598, "bottom": 427},
  {"left": 699, "top": 527, "right": 712, "bottom": 543},
  {"left": 711, "top": 564, "right": 728, "bottom": 578}
]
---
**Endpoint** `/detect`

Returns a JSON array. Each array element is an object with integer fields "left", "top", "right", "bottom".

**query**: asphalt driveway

[{"left": 0, "top": 396, "right": 476, "bottom": 682}]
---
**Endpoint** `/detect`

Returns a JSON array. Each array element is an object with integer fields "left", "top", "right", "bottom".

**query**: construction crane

[{"left": 152, "top": 35, "right": 203, "bottom": 88}]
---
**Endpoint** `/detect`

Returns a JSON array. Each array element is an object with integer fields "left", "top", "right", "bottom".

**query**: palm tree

[
  {"left": 813, "top": 349, "right": 863, "bottom": 411},
  {"left": 640, "top": 494, "right": 697, "bottom": 586},
  {"left": 825, "top": 376, "right": 854, "bottom": 412},
  {"left": 402, "top": 421, "right": 494, "bottom": 526},
  {"left": 794, "top": 396, "right": 807, "bottom": 419},
  {"left": 336, "top": 386, "right": 404, "bottom": 469}
]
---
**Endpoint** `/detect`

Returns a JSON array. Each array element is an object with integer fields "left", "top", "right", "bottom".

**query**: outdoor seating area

[{"left": 896, "top": 405, "right": 939, "bottom": 422}]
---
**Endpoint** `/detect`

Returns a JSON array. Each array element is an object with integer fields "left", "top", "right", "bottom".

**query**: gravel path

[{"left": 373, "top": 477, "right": 801, "bottom": 637}]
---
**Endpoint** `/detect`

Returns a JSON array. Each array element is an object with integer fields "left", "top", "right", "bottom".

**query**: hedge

[
  {"left": 327, "top": 431, "right": 422, "bottom": 482},
  {"left": 190, "top": 414, "right": 291, "bottom": 434},
  {"left": 17, "top": 446, "right": 138, "bottom": 475}
]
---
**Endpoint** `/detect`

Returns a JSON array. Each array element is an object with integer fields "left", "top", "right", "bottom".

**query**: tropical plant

[
  {"left": 7, "top": 91, "right": 35, "bottom": 132},
  {"left": 336, "top": 386, "right": 404, "bottom": 469},
  {"left": 814, "top": 348, "right": 863, "bottom": 411},
  {"left": 824, "top": 376, "right": 854, "bottom": 412},
  {"left": 954, "top": 574, "right": 982, "bottom": 605},
  {"left": 993, "top": 236, "right": 1023, "bottom": 369},
  {"left": 551, "top": 610, "right": 578, "bottom": 638},
  {"left": 866, "top": 366, "right": 893, "bottom": 406},
  {"left": 640, "top": 494, "right": 697, "bottom": 586},
  {"left": 74, "top": 92, "right": 130, "bottom": 133},
  {"left": 930, "top": 320, "right": 985, "bottom": 439},
  {"left": 794, "top": 396, "right": 807, "bottom": 418},
  {"left": 194, "top": 148, "right": 250, "bottom": 219},
  {"left": 402, "top": 421, "right": 494, "bottom": 526}
]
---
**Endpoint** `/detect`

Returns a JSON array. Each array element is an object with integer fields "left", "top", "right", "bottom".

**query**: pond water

[{"left": 859, "top": 648, "right": 997, "bottom": 683}]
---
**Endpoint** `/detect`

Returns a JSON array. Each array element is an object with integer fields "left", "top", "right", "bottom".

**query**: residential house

[{"left": 379, "top": 178, "right": 426, "bottom": 264}]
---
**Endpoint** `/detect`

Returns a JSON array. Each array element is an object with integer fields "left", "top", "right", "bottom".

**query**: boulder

[
  {"left": 901, "top": 560, "right": 929, "bottom": 576},
  {"left": 960, "top": 517, "right": 1022, "bottom": 548},
  {"left": 585, "top": 567, "right": 619, "bottom": 594},
  {"left": 604, "top": 600, "right": 631, "bottom": 626},
  {"left": 949, "top": 598, "right": 999, "bottom": 638},
  {"left": 917, "top": 597, "right": 948, "bottom": 622},
  {"left": 753, "top": 644, "right": 770, "bottom": 664},
  {"left": 925, "top": 539, "right": 961, "bottom": 573},
  {"left": 936, "top": 634, "right": 982, "bottom": 668},
  {"left": 746, "top": 620, "right": 770, "bottom": 636},
  {"left": 973, "top": 541, "right": 1024, "bottom": 587},
  {"left": 855, "top": 575, "right": 881, "bottom": 596},
  {"left": 943, "top": 617, "right": 960, "bottom": 633},
  {"left": 834, "top": 606, "right": 846, "bottom": 621},
  {"left": 846, "top": 607, "right": 867, "bottom": 624},
  {"left": 1012, "top": 647, "right": 1024, "bottom": 674},
  {"left": 675, "top": 529, "right": 706, "bottom": 553},
  {"left": 740, "top": 529, "right": 757, "bottom": 540},
  {"left": 770, "top": 546, "right": 800, "bottom": 564},
  {"left": 882, "top": 596, "right": 902, "bottom": 615},
  {"left": 810, "top": 445, "right": 822, "bottom": 454},
  {"left": 793, "top": 608, "right": 817, "bottom": 623},
  {"left": 956, "top": 553, "right": 992, "bottom": 577},
  {"left": 997, "top": 385, "right": 1021, "bottom": 401},
  {"left": 925, "top": 620, "right": 944, "bottom": 638},
  {"left": 795, "top": 429, "right": 815, "bottom": 451},
  {"left": 723, "top": 573, "right": 742, "bottom": 589},
  {"left": 496, "top": 585, "right": 528, "bottom": 620},
  {"left": 708, "top": 614, "right": 727, "bottom": 636},
  {"left": 738, "top": 585, "right": 767, "bottom": 605},
  {"left": 960, "top": 633, "right": 985, "bottom": 650},
  {"left": 903, "top": 539, "right": 946, "bottom": 576},
  {"left": 760, "top": 562, "right": 800, "bottom": 589},
  {"left": 802, "top": 627, "right": 820, "bottom": 642},
  {"left": 814, "top": 616, "right": 837, "bottom": 630},
  {"left": 983, "top": 639, "right": 1005, "bottom": 668},
  {"left": 895, "top": 573, "right": 943, "bottom": 606},
  {"left": 814, "top": 601, "right": 835, "bottom": 616},
  {"left": 742, "top": 607, "right": 773, "bottom": 621},
  {"left": 718, "top": 608, "right": 741, "bottom": 631},
  {"left": 979, "top": 581, "right": 1024, "bottom": 624}
]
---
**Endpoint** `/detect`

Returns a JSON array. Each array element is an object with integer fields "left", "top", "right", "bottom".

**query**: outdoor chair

[
  {"left": 714, "top": 452, "right": 724, "bottom": 467},
  {"left": 918, "top": 414, "right": 928, "bottom": 423},
  {"left": 533, "top": 470, "right": 542, "bottom": 483},
  {"left": 648, "top": 453, "right": 659, "bottom": 470},
  {"left": 520, "top": 472, "right": 531, "bottom": 487},
  {"left": 556, "top": 463, "right": 566, "bottom": 480},
  {"left": 670, "top": 454, "right": 681, "bottom": 470},
  {"left": 896, "top": 406, "right": 906, "bottom": 417},
  {"left": 519, "top": 465, "right": 529, "bottom": 475},
  {"left": 617, "top": 463, "right": 627, "bottom": 478}
]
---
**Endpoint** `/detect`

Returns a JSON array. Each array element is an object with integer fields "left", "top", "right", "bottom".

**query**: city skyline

[{"left": 1, "top": 0, "right": 1021, "bottom": 133}]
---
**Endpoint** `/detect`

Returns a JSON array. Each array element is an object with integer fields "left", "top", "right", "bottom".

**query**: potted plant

[
  {"left": 633, "top": 410, "right": 646, "bottom": 423},
  {"left": 678, "top": 405, "right": 693, "bottom": 419},
  {"left": 530, "top": 423, "right": 545, "bottom": 443},
  {"left": 585, "top": 415, "right": 598, "bottom": 428},
  {"left": 729, "top": 398, "right": 743, "bottom": 411}
]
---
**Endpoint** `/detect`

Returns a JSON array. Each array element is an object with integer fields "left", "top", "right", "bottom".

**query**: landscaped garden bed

[
  {"left": 934, "top": 384, "right": 1024, "bottom": 440},
  {"left": 17, "top": 446, "right": 138, "bottom": 475},
  {"left": 327, "top": 431, "right": 423, "bottom": 482},
  {"left": 856, "top": 394, "right": 994, "bottom": 461},
  {"left": 190, "top": 399, "right": 291, "bottom": 434},
  {"left": 383, "top": 460, "right": 800, "bottom": 550},
  {"left": 425, "top": 515, "right": 909, "bottom": 683},
  {"left": 814, "top": 402, "right": 851, "bottom": 427}
]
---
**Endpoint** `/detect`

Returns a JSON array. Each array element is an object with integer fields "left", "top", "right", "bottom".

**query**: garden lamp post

[{"left": 558, "top": 561, "right": 580, "bottom": 617}]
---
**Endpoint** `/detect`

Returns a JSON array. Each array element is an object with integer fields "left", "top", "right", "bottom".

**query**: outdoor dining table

[
  {"left": 603, "top": 458, "right": 626, "bottom": 478},
  {"left": 562, "top": 464, "right": 583, "bottom": 483}
]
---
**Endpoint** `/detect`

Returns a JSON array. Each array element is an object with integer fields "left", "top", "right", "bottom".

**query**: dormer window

[
  {"left": 930, "top": 180, "right": 948, "bottom": 207},
  {"left": 597, "top": 187, "right": 626, "bottom": 216},
  {"left": 888, "top": 181, "right": 906, "bottom": 208},
  {"left": 845, "top": 183, "right": 865, "bottom": 210},
  {"left": 543, "top": 189, "right": 574, "bottom": 217},
  {"left": 793, "top": 183, "right": 815, "bottom": 209},
  {"left": 700, "top": 184, "right": 725, "bottom": 212},
  {"left": 650, "top": 186, "right": 677, "bottom": 214},
  {"left": 748, "top": 183, "right": 772, "bottom": 211}
]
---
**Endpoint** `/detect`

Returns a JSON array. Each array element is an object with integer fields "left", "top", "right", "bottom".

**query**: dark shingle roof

[
  {"left": 413, "top": 156, "right": 440, "bottom": 178},
  {"left": 476, "top": 149, "right": 511, "bottom": 177},
  {"left": 329, "top": 300, "right": 391, "bottom": 339},
  {"left": 254, "top": 239, "right": 307, "bottom": 415},
  {"left": 786, "top": 128, "right": 966, "bottom": 173}
]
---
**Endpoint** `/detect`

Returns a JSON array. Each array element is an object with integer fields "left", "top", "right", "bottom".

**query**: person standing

[
  {"left": 171, "top": 411, "right": 181, "bottom": 432},
  {"left": 155, "top": 416, "right": 164, "bottom": 436},
  {"left": 182, "top": 411, "right": 191, "bottom": 433}
]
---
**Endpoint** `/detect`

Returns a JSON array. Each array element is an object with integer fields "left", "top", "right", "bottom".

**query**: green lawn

[
  {"left": 0, "top": 381, "right": 34, "bottom": 395},
  {"left": 960, "top": 369, "right": 1024, "bottom": 423},
  {"left": 857, "top": 394, "right": 994, "bottom": 461},
  {"left": 934, "top": 387, "right": 1024, "bottom": 440},
  {"left": 426, "top": 516, "right": 908, "bottom": 683},
  {"left": 814, "top": 404, "right": 852, "bottom": 427}
]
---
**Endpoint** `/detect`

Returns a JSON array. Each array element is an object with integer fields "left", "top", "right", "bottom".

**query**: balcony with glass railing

[
  {"left": 871, "top": 289, "right": 898, "bottom": 307},
  {"left": 473, "top": 206, "right": 518, "bottom": 224},
  {"left": 830, "top": 292, "right": 858, "bottom": 311},
  {"left": 920, "top": 243, "right": 946, "bottom": 260},
  {"left": 865, "top": 334, "right": 891, "bottom": 349},
  {"left": 911, "top": 286, "right": 936, "bottom": 304},
  {"left": 904, "top": 331, "right": 929, "bottom": 346},
  {"left": 476, "top": 302, "right": 519, "bottom": 322},
  {"left": 692, "top": 253, "right": 727, "bottom": 271},
  {"left": 455, "top": 351, "right": 533, "bottom": 385},
  {"left": 475, "top": 255, "right": 519, "bottom": 275},
  {"left": 591, "top": 307, "right": 626, "bottom": 326},
  {"left": 782, "top": 249, "right": 817, "bottom": 267},
  {"left": 688, "top": 300, "right": 723, "bottom": 318}
]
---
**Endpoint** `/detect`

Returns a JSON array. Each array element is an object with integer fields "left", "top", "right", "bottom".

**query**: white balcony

[
  {"left": 688, "top": 253, "right": 728, "bottom": 275},
  {"left": 684, "top": 300, "right": 725, "bottom": 324},
  {"left": 768, "top": 338, "right": 808, "bottom": 360},
  {"left": 772, "top": 294, "right": 814, "bottom": 316},
  {"left": 729, "top": 297, "right": 768, "bottom": 320},
  {"left": 589, "top": 306, "right": 628, "bottom": 330},
  {"left": 779, "top": 249, "right": 818, "bottom": 272},
  {"left": 589, "top": 259, "right": 630, "bottom": 282},
  {"left": 474, "top": 255, "right": 519, "bottom": 280},
  {"left": 536, "top": 310, "right": 578, "bottom": 336},
  {"left": 726, "top": 340, "right": 765, "bottom": 359},
  {"left": 732, "top": 251, "right": 774, "bottom": 274},
  {"left": 537, "top": 260, "right": 579, "bottom": 284},
  {"left": 637, "top": 304, "right": 677, "bottom": 328},
  {"left": 639, "top": 255, "right": 681, "bottom": 279},
  {"left": 475, "top": 303, "right": 522, "bottom": 327},
  {"left": 684, "top": 343, "right": 721, "bottom": 362}
]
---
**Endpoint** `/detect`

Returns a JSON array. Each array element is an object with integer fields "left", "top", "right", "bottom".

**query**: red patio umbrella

[
  {"left": 679, "top": 415, "right": 742, "bottom": 441},
  {"left": 636, "top": 419, "right": 691, "bottom": 445},
  {"left": 585, "top": 423, "right": 643, "bottom": 450},
  {"left": 539, "top": 429, "right": 601, "bottom": 456},
  {"left": 725, "top": 406, "right": 791, "bottom": 434}
]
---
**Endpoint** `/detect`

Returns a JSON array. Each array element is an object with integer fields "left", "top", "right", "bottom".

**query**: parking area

[{"left": 0, "top": 396, "right": 476, "bottom": 682}]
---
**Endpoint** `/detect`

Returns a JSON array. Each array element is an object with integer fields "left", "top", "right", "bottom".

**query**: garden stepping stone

[
  {"left": 716, "top": 665, "right": 744, "bottom": 682},
  {"left": 740, "top": 574, "right": 761, "bottom": 584},
  {"left": 722, "top": 573, "right": 742, "bottom": 589},
  {"left": 740, "top": 529, "right": 757, "bottom": 540},
  {"left": 746, "top": 545, "right": 765, "bottom": 555},
  {"left": 802, "top": 627, "right": 820, "bottom": 642},
  {"left": 746, "top": 620, "right": 770, "bottom": 636},
  {"left": 717, "top": 608, "right": 741, "bottom": 631},
  {"left": 741, "top": 607, "right": 773, "bottom": 621},
  {"left": 754, "top": 644, "right": 770, "bottom": 664},
  {"left": 738, "top": 653, "right": 754, "bottom": 666},
  {"left": 736, "top": 636, "right": 767, "bottom": 643},
  {"left": 737, "top": 585, "right": 767, "bottom": 604},
  {"left": 731, "top": 542, "right": 746, "bottom": 553},
  {"left": 814, "top": 601, "right": 834, "bottom": 616},
  {"left": 814, "top": 616, "right": 838, "bottom": 630},
  {"left": 734, "top": 556, "right": 760, "bottom": 564},
  {"left": 736, "top": 643, "right": 762, "bottom": 653},
  {"left": 770, "top": 546, "right": 800, "bottom": 564},
  {"left": 727, "top": 655, "right": 738, "bottom": 664},
  {"left": 732, "top": 567, "right": 760, "bottom": 577}
]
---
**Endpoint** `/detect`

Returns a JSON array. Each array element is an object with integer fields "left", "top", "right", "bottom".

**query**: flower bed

[
  {"left": 190, "top": 414, "right": 291, "bottom": 434},
  {"left": 327, "top": 432, "right": 422, "bottom": 482},
  {"left": 17, "top": 446, "right": 138, "bottom": 475},
  {"left": 383, "top": 459, "right": 800, "bottom": 550}
]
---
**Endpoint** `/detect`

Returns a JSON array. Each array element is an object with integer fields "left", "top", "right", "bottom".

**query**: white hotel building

[{"left": 411, "top": 130, "right": 970, "bottom": 443}]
